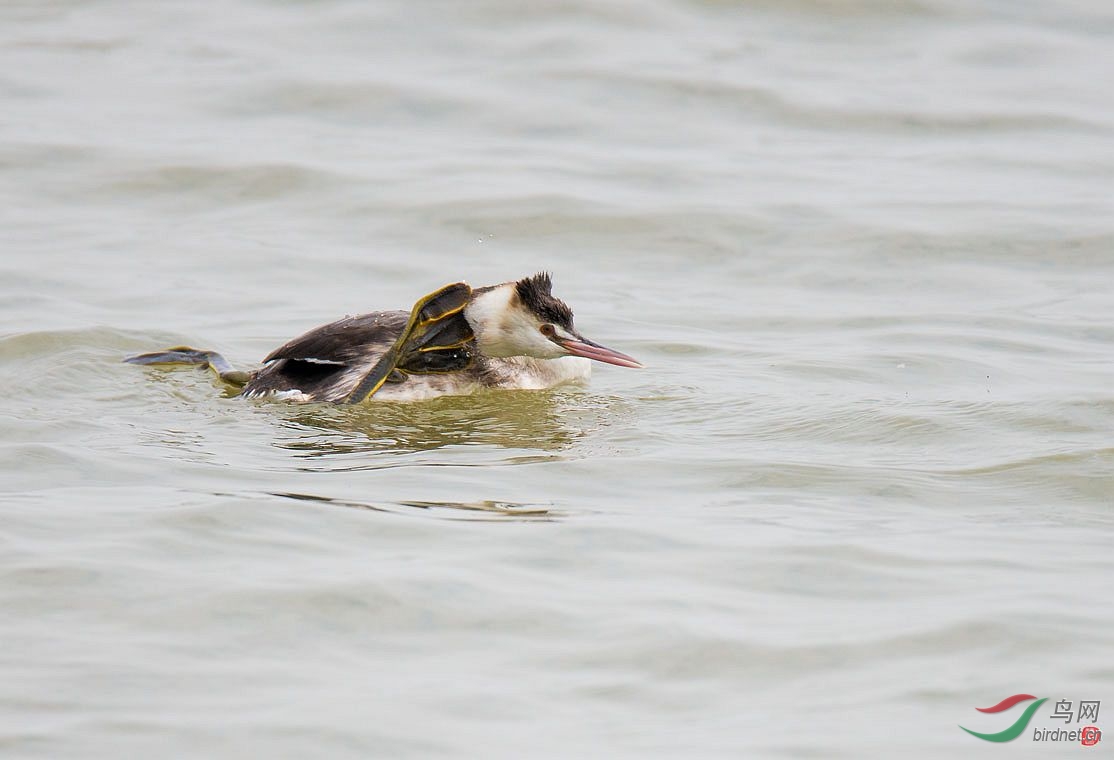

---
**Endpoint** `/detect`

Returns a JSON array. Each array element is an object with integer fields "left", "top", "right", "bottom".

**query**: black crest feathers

[{"left": 515, "top": 272, "right": 574, "bottom": 330}]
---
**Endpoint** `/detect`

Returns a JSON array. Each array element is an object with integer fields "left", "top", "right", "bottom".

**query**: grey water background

[{"left": 2, "top": 0, "right": 1113, "bottom": 757}]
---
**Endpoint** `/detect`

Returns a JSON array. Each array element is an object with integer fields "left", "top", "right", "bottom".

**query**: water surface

[{"left": 2, "top": 0, "right": 1113, "bottom": 757}]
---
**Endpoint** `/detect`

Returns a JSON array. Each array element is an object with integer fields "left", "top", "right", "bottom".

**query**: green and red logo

[
  {"left": 960, "top": 694, "right": 1047, "bottom": 742},
  {"left": 961, "top": 694, "right": 1103, "bottom": 745}
]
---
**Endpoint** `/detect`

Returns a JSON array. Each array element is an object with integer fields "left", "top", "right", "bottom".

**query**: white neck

[{"left": 464, "top": 284, "right": 517, "bottom": 357}]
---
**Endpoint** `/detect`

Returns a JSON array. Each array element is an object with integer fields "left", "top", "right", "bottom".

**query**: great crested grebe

[{"left": 125, "top": 272, "right": 641, "bottom": 403}]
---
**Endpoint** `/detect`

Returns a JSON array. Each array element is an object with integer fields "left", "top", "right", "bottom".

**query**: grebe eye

[{"left": 539, "top": 323, "right": 556, "bottom": 338}]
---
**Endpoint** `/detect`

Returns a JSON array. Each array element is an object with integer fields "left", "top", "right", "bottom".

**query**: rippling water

[{"left": 3, "top": 0, "right": 1113, "bottom": 757}]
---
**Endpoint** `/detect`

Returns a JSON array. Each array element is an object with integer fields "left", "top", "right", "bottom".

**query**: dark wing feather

[
  {"left": 247, "top": 284, "right": 474, "bottom": 403},
  {"left": 262, "top": 311, "right": 408, "bottom": 364},
  {"left": 344, "top": 283, "right": 475, "bottom": 404}
]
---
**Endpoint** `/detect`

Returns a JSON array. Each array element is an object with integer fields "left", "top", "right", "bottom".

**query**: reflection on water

[
  {"left": 268, "top": 388, "right": 601, "bottom": 458},
  {"left": 269, "top": 491, "right": 553, "bottom": 521}
]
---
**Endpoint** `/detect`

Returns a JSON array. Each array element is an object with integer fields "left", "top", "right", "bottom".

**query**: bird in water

[{"left": 126, "top": 272, "right": 641, "bottom": 403}]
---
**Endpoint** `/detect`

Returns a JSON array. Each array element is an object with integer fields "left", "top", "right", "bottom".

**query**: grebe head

[{"left": 464, "top": 272, "right": 642, "bottom": 368}]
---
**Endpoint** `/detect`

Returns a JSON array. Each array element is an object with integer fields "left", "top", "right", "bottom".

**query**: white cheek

[
  {"left": 508, "top": 320, "right": 563, "bottom": 358},
  {"left": 534, "top": 334, "right": 567, "bottom": 359}
]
